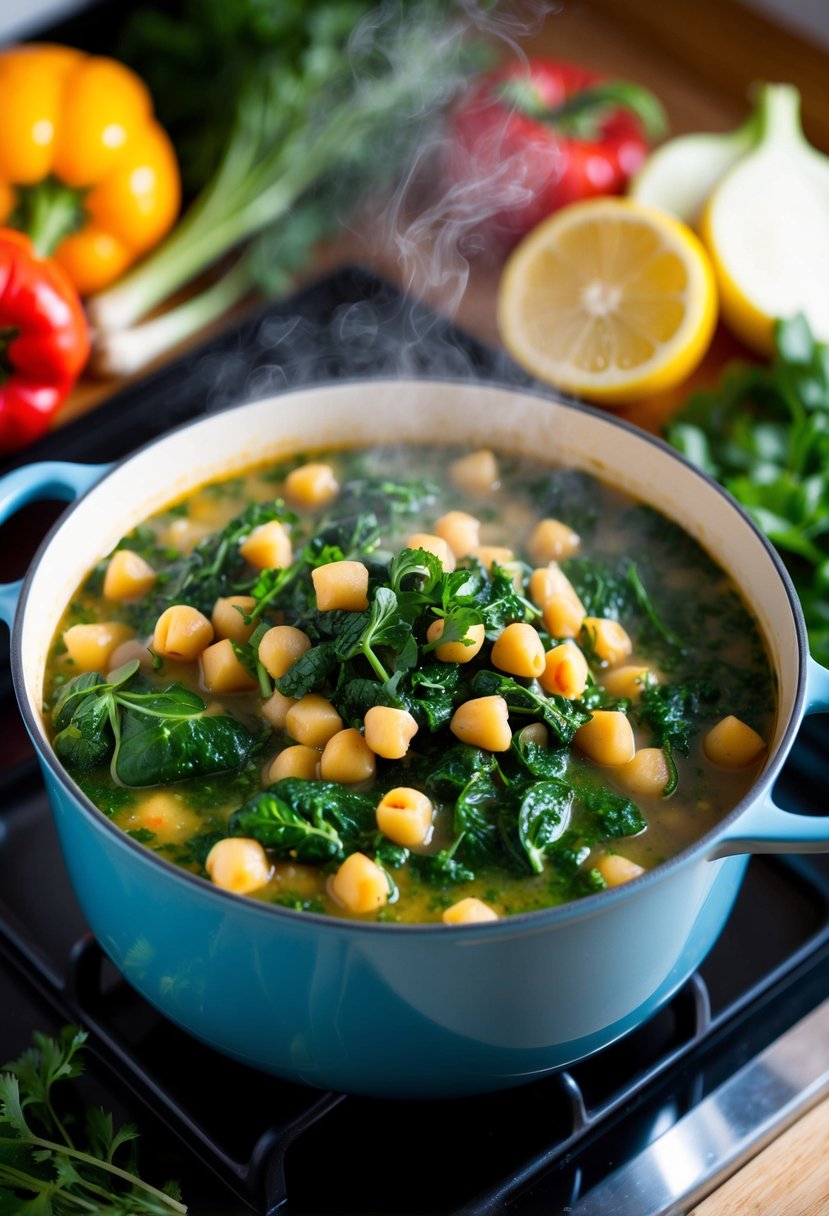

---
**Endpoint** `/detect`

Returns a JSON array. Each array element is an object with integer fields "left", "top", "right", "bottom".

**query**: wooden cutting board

[{"left": 689, "top": 1094, "right": 829, "bottom": 1215}]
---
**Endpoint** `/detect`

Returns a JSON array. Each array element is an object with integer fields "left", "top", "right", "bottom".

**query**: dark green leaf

[{"left": 471, "top": 670, "right": 591, "bottom": 743}]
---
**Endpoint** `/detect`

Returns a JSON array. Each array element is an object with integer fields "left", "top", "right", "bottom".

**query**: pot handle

[
  {"left": 0, "top": 461, "right": 112, "bottom": 629},
  {"left": 712, "top": 656, "right": 829, "bottom": 858}
]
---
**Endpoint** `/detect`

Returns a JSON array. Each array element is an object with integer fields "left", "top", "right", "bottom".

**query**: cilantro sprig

[{"left": 0, "top": 1026, "right": 186, "bottom": 1213}]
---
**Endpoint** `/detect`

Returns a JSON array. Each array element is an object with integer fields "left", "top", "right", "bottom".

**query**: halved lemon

[{"left": 497, "top": 197, "right": 718, "bottom": 406}]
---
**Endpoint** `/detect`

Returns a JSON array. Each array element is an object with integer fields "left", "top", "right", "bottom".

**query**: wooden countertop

[{"left": 37, "top": 0, "right": 829, "bottom": 1205}]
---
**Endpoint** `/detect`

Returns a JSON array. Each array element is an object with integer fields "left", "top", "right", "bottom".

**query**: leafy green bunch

[
  {"left": 0, "top": 1026, "right": 186, "bottom": 1214},
  {"left": 52, "top": 660, "right": 258, "bottom": 787},
  {"left": 665, "top": 314, "right": 829, "bottom": 666}
]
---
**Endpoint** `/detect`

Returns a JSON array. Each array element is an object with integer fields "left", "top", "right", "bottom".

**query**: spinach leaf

[
  {"left": 471, "top": 670, "right": 591, "bottom": 744},
  {"left": 637, "top": 678, "right": 719, "bottom": 756},
  {"left": 579, "top": 785, "right": 645, "bottom": 839},
  {"left": 51, "top": 669, "right": 256, "bottom": 787},
  {"left": 477, "top": 563, "right": 536, "bottom": 636},
  {"left": 510, "top": 731, "right": 569, "bottom": 780},
  {"left": 53, "top": 690, "right": 115, "bottom": 772},
  {"left": 403, "top": 662, "right": 461, "bottom": 732},
  {"left": 229, "top": 778, "right": 374, "bottom": 862},
  {"left": 453, "top": 773, "right": 502, "bottom": 866},
  {"left": 426, "top": 744, "right": 497, "bottom": 797},
  {"left": 515, "top": 780, "right": 573, "bottom": 874},
  {"left": 274, "top": 641, "right": 338, "bottom": 698},
  {"left": 410, "top": 851, "right": 475, "bottom": 885},
  {"left": 114, "top": 686, "right": 256, "bottom": 785}
]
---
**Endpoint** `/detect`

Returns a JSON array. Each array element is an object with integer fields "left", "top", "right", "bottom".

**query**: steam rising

[{"left": 200, "top": 0, "right": 558, "bottom": 411}]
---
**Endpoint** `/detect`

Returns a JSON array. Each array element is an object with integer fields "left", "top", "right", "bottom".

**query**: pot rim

[{"left": 9, "top": 373, "right": 810, "bottom": 936}]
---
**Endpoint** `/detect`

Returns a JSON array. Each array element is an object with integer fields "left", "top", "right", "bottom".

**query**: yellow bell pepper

[{"left": 0, "top": 44, "right": 180, "bottom": 295}]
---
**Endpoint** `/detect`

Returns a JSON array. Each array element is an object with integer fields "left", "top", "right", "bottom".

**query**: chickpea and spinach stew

[{"left": 44, "top": 444, "right": 776, "bottom": 924}]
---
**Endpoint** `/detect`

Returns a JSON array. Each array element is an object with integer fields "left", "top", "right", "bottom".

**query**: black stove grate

[{"left": 2, "top": 267, "right": 829, "bottom": 1216}]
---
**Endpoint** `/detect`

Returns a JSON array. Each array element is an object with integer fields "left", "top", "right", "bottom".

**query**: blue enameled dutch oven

[{"left": 2, "top": 380, "right": 829, "bottom": 1099}]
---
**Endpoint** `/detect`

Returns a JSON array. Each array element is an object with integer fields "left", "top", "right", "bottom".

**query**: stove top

[{"left": 2, "top": 267, "right": 829, "bottom": 1216}]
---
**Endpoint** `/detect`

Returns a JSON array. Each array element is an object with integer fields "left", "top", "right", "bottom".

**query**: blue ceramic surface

[{"left": 2, "top": 387, "right": 828, "bottom": 1099}]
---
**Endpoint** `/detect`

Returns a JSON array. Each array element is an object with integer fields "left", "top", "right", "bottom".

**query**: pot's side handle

[
  {"left": 712, "top": 657, "right": 829, "bottom": 858},
  {"left": 0, "top": 461, "right": 112, "bottom": 629}
]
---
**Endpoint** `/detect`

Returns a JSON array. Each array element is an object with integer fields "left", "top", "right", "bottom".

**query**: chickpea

[
  {"left": 363, "top": 706, "right": 419, "bottom": 759},
  {"left": 596, "top": 854, "right": 646, "bottom": 887},
  {"left": 329, "top": 852, "right": 388, "bottom": 914},
  {"left": 376, "top": 787, "right": 433, "bottom": 847},
  {"left": 200, "top": 638, "right": 258, "bottom": 693},
  {"left": 258, "top": 625, "right": 311, "bottom": 679},
  {"left": 442, "top": 897, "right": 498, "bottom": 925},
  {"left": 527, "top": 518, "right": 580, "bottom": 564},
  {"left": 434, "top": 510, "right": 481, "bottom": 557},
  {"left": 539, "top": 642, "right": 589, "bottom": 699},
  {"left": 239, "top": 520, "right": 292, "bottom": 570},
  {"left": 543, "top": 595, "right": 586, "bottom": 639},
  {"left": 312, "top": 561, "right": 370, "bottom": 612},
  {"left": 703, "top": 716, "right": 766, "bottom": 768},
  {"left": 616, "top": 748, "right": 671, "bottom": 796},
  {"left": 63, "top": 622, "right": 135, "bottom": 672},
  {"left": 260, "top": 688, "right": 297, "bottom": 731},
  {"left": 529, "top": 563, "right": 584, "bottom": 613},
  {"left": 405, "top": 533, "right": 456, "bottom": 572},
  {"left": 581, "top": 617, "right": 633, "bottom": 667},
  {"left": 575, "top": 710, "right": 635, "bottom": 766},
  {"left": 519, "top": 722, "right": 549, "bottom": 748},
  {"left": 285, "top": 695, "right": 343, "bottom": 748},
  {"left": 602, "top": 664, "right": 655, "bottom": 700},
  {"left": 426, "top": 618, "right": 485, "bottom": 663},
  {"left": 107, "top": 637, "right": 153, "bottom": 674},
  {"left": 211, "top": 595, "right": 257, "bottom": 644},
  {"left": 491, "top": 622, "right": 546, "bottom": 679},
  {"left": 450, "top": 695, "right": 512, "bottom": 752},
  {"left": 284, "top": 462, "right": 339, "bottom": 507},
  {"left": 153, "top": 605, "right": 214, "bottom": 661},
  {"left": 103, "top": 549, "right": 156, "bottom": 600},
  {"left": 205, "top": 838, "right": 272, "bottom": 895},
  {"left": 449, "top": 449, "right": 499, "bottom": 494},
  {"left": 267, "top": 745, "right": 320, "bottom": 783},
  {"left": 320, "top": 728, "right": 377, "bottom": 783}
]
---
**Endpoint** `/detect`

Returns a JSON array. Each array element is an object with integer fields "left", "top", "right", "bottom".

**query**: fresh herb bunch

[
  {"left": 665, "top": 314, "right": 829, "bottom": 666},
  {"left": 0, "top": 1026, "right": 186, "bottom": 1213},
  {"left": 89, "top": 0, "right": 491, "bottom": 372}
]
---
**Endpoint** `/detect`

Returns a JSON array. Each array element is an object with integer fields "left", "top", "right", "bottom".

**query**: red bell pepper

[
  {"left": 444, "top": 59, "right": 667, "bottom": 248},
  {"left": 0, "top": 229, "right": 90, "bottom": 454}
]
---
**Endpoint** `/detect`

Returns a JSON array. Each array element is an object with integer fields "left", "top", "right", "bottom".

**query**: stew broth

[{"left": 43, "top": 444, "right": 776, "bottom": 924}]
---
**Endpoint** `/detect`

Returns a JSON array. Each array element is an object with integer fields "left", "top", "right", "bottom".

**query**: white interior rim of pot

[{"left": 11, "top": 377, "right": 809, "bottom": 927}]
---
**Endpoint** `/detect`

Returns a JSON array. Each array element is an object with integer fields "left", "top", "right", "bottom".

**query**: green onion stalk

[{"left": 88, "top": 3, "right": 487, "bottom": 375}]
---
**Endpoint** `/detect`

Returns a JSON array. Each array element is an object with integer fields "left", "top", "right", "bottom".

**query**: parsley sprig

[
  {"left": 0, "top": 1025, "right": 187, "bottom": 1213},
  {"left": 666, "top": 313, "right": 829, "bottom": 666}
]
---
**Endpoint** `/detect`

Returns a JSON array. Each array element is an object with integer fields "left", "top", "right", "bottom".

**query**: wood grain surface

[{"left": 689, "top": 1094, "right": 829, "bottom": 1216}]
